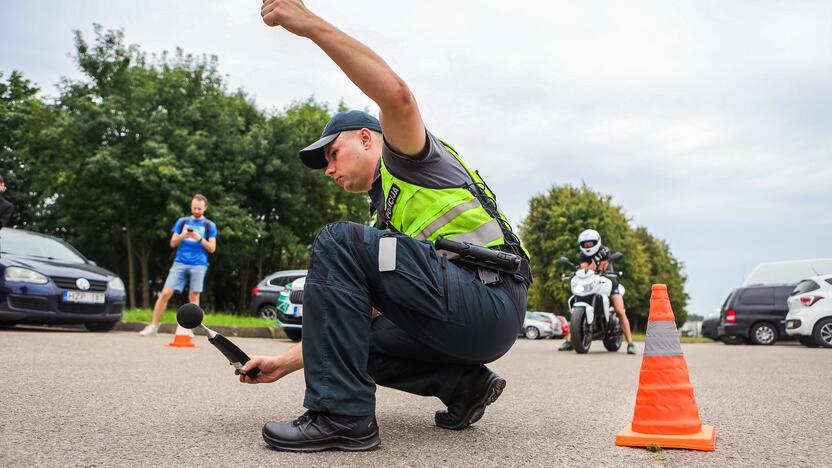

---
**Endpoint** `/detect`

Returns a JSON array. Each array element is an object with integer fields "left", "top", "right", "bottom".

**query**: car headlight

[
  {"left": 108, "top": 277, "right": 125, "bottom": 291},
  {"left": 4, "top": 266, "right": 49, "bottom": 284}
]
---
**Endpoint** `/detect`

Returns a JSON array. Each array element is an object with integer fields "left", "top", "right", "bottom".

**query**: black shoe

[
  {"left": 435, "top": 369, "right": 506, "bottom": 430},
  {"left": 262, "top": 410, "right": 380, "bottom": 452}
]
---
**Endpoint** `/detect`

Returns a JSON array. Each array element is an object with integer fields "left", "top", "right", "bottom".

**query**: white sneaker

[{"left": 138, "top": 324, "right": 159, "bottom": 336}]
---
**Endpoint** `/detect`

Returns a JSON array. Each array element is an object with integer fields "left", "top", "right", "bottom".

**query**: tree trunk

[
  {"left": 124, "top": 217, "right": 136, "bottom": 309},
  {"left": 238, "top": 261, "right": 250, "bottom": 314},
  {"left": 257, "top": 246, "right": 264, "bottom": 285},
  {"left": 139, "top": 249, "right": 150, "bottom": 309}
]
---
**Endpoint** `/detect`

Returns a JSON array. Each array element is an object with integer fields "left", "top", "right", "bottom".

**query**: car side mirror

[{"left": 610, "top": 252, "right": 624, "bottom": 262}]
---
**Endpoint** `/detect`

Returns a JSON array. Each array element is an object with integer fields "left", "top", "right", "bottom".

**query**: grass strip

[{"left": 123, "top": 308, "right": 275, "bottom": 328}]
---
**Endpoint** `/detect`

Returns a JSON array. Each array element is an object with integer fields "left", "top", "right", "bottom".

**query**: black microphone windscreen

[{"left": 177, "top": 303, "right": 204, "bottom": 329}]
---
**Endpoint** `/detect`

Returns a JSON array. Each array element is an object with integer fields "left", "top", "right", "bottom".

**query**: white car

[
  {"left": 520, "top": 311, "right": 557, "bottom": 340},
  {"left": 534, "top": 312, "right": 564, "bottom": 338},
  {"left": 785, "top": 274, "right": 832, "bottom": 348},
  {"left": 276, "top": 277, "right": 305, "bottom": 342}
]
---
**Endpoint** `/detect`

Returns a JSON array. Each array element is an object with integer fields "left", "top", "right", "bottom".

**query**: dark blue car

[{"left": 0, "top": 228, "right": 126, "bottom": 331}]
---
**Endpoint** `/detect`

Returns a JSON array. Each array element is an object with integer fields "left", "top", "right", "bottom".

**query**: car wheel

[
  {"left": 798, "top": 335, "right": 820, "bottom": 348},
  {"left": 84, "top": 321, "right": 118, "bottom": 332},
  {"left": 258, "top": 305, "right": 278, "bottom": 321},
  {"left": 812, "top": 318, "right": 832, "bottom": 348},
  {"left": 284, "top": 328, "right": 302, "bottom": 342},
  {"left": 720, "top": 335, "right": 745, "bottom": 345},
  {"left": 749, "top": 322, "right": 778, "bottom": 345},
  {"left": 524, "top": 326, "right": 540, "bottom": 340}
]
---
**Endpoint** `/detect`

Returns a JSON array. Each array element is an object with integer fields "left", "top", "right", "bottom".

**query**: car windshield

[{"left": 0, "top": 229, "right": 87, "bottom": 264}]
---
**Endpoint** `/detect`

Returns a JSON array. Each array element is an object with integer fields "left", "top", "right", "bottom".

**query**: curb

[{"left": 116, "top": 322, "right": 287, "bottom": 339}]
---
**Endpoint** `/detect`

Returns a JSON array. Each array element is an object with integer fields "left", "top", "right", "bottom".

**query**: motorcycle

[{"left": 558, "top": 253, "right": 625, "bottom": 354}]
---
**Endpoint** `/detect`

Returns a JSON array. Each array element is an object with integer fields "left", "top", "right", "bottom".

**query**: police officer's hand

[
  {"left": 237, "top": 347, "right": 304, "bottom": 384},
  {"left": 237, "top": 355, "right": 280, "bottom": 384},
  {"left": 260, "top": 0, "right": 319, "bottom": 36}
]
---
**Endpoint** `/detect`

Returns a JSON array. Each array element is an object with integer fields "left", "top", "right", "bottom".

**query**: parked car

[
  {"left": 534, "top": 311, "right": 563, "bottom": 338},
  {"left": 717, "top": 283, "right": 795, "bottom": 345},
  {"left": 276, "top": 276, "right": 305, "bottom": 342},
  {"left": 249, "top": 269, "right": 307, "bottom": 320},
  {"left": 785, "top": 274, "right": 832, "bottom": 348},
  {"left": 0, "top": 228, "right": 126, "bottom": 331},
  {"left": 701, "top": 313, "right": 720, "bottom": 340},
  {"left": 520, "top": 311, "right": 556, "bottom": 340}
]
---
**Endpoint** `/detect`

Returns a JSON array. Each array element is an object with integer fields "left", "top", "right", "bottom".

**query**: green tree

[
  {"left": 0, "top": 71, "right": 66, "bottom": 229},
  {"left": 1, "top": 25, "right": 384, "bottom": 314}
]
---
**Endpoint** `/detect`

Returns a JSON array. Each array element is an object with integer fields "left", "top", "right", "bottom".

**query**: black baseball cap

[{"left": 299, "top": 110, "right": 382, "bottom": 169}]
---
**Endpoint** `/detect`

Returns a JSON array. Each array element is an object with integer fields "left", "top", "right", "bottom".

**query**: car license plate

[
  {"left": 63, "top": 290, "right": 105, "bottom": 304},
  {"left": 292, "top": 305, "right": 302, "bottom": 318}
]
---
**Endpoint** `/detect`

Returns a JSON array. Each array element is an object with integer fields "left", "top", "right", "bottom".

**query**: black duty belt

[{"left": 434, "top": 237, "right": 531, "bottom": 284}]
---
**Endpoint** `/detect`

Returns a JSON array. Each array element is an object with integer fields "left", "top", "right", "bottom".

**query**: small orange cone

[
  {"left": 615, "top": 284, "right": 716, "bottom": 451},
  {"left": 166, "top": 324, "right": 197, "bottom": 348}
]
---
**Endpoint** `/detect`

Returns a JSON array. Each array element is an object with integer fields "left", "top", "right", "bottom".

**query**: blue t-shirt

[{"left": 172, "top": 216, "right": 217, "bottom": 266}]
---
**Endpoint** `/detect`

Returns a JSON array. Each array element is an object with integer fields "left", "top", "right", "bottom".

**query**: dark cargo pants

[{"left": 302, "top": 222, "right": 528, "bottom": 416}]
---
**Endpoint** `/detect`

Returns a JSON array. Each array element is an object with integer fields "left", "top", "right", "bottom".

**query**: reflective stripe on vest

[
  {"left": 643, "top": 321, "right": 683, "bottom": 357},
  {"left": 414, "top": 199, "right": 481, "bottom": 240},
  {"left": 443, "top": 219, "right": 504, "bottom": 245}
]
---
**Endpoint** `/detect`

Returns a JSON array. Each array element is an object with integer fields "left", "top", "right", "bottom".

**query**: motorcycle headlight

[
  {"left": 581, "top": 281, "right": 597, "bottom": 293},
  {"left": 4, "top": 266, "right": 49, "bottom": 284},
  {"left": 108, "top": 277, "right": 125, "bottom": 291}
]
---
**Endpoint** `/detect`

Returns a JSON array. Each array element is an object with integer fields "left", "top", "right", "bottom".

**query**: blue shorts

[{"left": 163, "top": 262, "right": 208, "bottom": 293}]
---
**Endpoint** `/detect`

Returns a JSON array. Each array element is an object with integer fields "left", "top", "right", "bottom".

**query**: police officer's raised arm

[{"left": 261, "top": 0, "right": 427, "bottom": 157}]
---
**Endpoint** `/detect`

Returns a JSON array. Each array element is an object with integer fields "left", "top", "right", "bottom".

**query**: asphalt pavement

[{"left": 1, "top": 327, "right": 829, "bottom": 467}]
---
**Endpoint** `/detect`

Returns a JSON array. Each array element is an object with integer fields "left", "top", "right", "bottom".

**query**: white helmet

[{"left": 578, "top": 229, "right": 602, "bottom": 256}]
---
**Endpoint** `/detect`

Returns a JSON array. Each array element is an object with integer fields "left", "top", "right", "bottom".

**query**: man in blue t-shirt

[{"left": 139, "top": 194, "right": 218, "bottom": 336}]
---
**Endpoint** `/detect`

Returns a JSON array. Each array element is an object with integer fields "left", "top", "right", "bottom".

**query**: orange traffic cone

[
  {"left": 615, "top": 284, "right": 716, "bottom": 451},
  {"left": 166, "top": 324, "right": 197, "bottom": 348}
]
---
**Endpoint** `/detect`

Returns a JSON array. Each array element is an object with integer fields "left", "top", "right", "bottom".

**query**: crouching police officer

[{"left": 239, "top": 0, "right": 531, "bottom": 452}]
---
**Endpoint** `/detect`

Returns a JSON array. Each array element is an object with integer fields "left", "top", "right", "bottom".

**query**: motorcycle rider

[{"left": 559, "top": 229, "right": 636, "bottom": 354}]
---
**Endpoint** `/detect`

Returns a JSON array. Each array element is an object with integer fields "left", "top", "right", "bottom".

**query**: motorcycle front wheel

[{"left": 570, "top": 307, "right": 592, "bottom": 354}]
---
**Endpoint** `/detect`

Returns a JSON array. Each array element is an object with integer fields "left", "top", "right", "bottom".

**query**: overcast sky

[{"left": 3, "top": 0, "right": 830, "bottom": 316}]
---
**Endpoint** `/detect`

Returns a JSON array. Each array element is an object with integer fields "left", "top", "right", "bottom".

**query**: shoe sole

[
  {"left": 262, "top": 429, "right": 380, "bottom": 452},
  {"left": 436, "top": 376, "right": 506, "bottom": 430}
]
